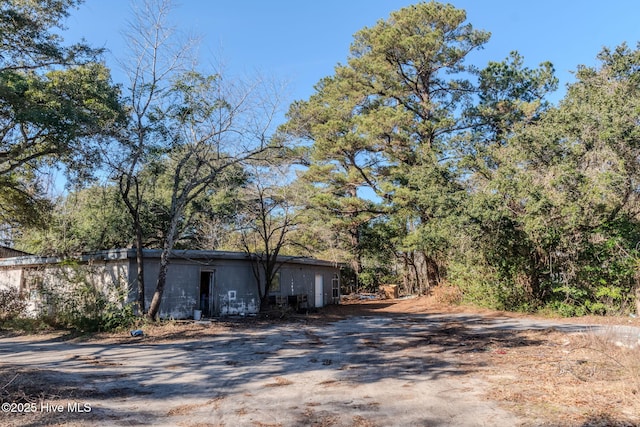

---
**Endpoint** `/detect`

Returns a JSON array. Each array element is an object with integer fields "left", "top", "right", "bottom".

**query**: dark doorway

[{"left": 200, "top": 271, "right": 215, "bottom": 317}]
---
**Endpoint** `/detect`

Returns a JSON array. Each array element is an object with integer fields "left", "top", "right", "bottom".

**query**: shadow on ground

[{"left": 0, "top": 307, "right": 602, "bottom": 426}]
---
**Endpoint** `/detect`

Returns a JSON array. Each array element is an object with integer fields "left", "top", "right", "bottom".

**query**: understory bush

[
  {"left": 0, "top": 288, "right": 28, "bottom": 328},
  {"left": 447, "top": 259, "right": 637, "bottom": 317},
  {"left": 544, "top": 283, "right": 635, "bottom": 317},
  {"left": 36, "top": 262, "right": 137, "bottom": 332},
  {"left": 39, "top": 281, "right": 136, "bottom": 332},
  {"left": 447, "top": 260, "right": 536, "bottom": 312}
]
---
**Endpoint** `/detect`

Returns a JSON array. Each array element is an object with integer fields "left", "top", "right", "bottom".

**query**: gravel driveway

[{"left": 1, "top": 311, "right": 638, "bottom": 426}]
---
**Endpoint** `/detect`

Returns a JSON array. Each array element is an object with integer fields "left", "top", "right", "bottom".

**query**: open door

[
  {"left": 200, "top": 270, "right": 215, "bottom": 317},
  {"left": 314, "top": 274, "right": 324, "bottom": 308}
]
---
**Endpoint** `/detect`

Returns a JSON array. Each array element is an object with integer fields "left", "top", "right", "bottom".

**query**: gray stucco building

[{"left": 0, "top": 249, "right": 341, "bottom": 319}]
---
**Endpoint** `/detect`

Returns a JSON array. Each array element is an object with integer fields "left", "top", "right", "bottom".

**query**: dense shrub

[
  {"left": 34, "top": 262, "right": 138, "bottom": 332},
  {"left": 0, "top": 288, "right": 28, "bottom": 328},
  {"left": 39, "top": 280, "right": 136, "bottom": 332}
]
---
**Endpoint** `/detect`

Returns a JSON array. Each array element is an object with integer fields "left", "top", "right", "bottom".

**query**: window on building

[{"left": 332, "top": 274, "right": 339, "bottom": 298}]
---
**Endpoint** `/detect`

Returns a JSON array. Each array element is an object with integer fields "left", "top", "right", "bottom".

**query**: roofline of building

[
  {"left": 0, "top": 248, "right": 342, "bottom": 269},
  {"left": 0, "top": 246, "right": 32, "bottom": 257}
]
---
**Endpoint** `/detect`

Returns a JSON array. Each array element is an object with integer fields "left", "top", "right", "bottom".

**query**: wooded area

[{"left": 3, "top": 0, "right": 640, "bottom": 317}]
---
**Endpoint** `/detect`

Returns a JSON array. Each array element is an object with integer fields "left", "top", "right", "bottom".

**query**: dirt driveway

[{"left": 1, "top": 298, "right": 640, "bottom": 426}]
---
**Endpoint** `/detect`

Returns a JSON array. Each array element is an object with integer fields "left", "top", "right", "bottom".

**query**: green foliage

[
  {"left": 17, "top": 185, "right": 133, "bottom": 255},
  {"left": 99, "top": 300, "right": 137, "bottom": 332},
  {"left": 0, "top": 287, "right": 28, "bottom": 328},
  {"left": 0, "top": 0, "right": 91, "bottom": 72},
  {"left": 285, "top": 4, "right": 640, "bottom": 314},
  {"left": 285, "top": 2, "right": 490, "bottom": 293},
  {"left": 451, "top": 42, "right": 640, "bottom": 316},
  {"left": 0, "top": 174, "right": 53, "bottom": 236},
  {"left": 6, "top": 1, "right": 640, "bottom": 320},
  {"left": 447, "top": 256, "right": 535, "bottom": 312},
  {"left": 358, "top": 220, "right": 401, "bottom": 290},
  {"left": 16, "top": 158, "right": 250, "bottom": 255},
  {"left": 0, "top": 0, "right": 125, "bottom": 233},
  {"left": 37, "top": 263, "right": 136, "bottom": 332},
  {"left": 543, "top": 301, "right": 587, "bottom": 318}
]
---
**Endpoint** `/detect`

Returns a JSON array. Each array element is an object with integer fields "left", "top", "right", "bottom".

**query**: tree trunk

[
  {"left": 147, "top": 247, "right": 170, "bottom": 320},
  {"left": 634, "top": 272, "right": 640, "bottom": 316},
  {"left": 404, "top": 252, "right": 421, "bottom": 295},
  {"left": 119, "top": 175, "right": 146, "bottom": 315},
  {"left": 135, "top": 227, "right": 145, "bottom": 314},
  {"left": 258, "top": 259, "right": 279, "bottom": 313},
  {"left": 256, "top": 274, "right": 267, "bottom": 311},
  {"left": 147, "top": 213, "right": 180, "bottom": 320},
  {"left": 260, "top": 293, "right": 270, "bottom": 313},
  {"left": 402, "top": 256, "right": 409, "bottom": 295},
  {"left": 424, "top": 253, "right": 440, "bottom": 291},
  {"left": 525, "top": 249, "right": 545, "bottom": 303},
  {"left": 352, "top": 257, "right": 363, "bottom": 294}
]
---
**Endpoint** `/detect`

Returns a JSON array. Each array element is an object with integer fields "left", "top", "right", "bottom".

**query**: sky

[{"left": 62, "top": 0, "right": 640, "bottom": 109}]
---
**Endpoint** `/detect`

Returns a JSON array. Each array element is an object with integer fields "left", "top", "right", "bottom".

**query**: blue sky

[{"left": 63, "top": 0, "right": 640, "bottom": 108}]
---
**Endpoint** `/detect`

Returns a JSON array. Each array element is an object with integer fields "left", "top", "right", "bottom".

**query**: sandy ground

[{"left": 1, "top": 297, "right": 639, "bottom": 426}]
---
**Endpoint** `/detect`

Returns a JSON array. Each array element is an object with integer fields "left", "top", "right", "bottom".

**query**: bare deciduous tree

[
  {"left": 104, "top": 0, "right": 197, "bottom": 313},
  {"left": 238, "top": 164, "right": 304, "bottom": 311},
  {"left": 145, "top": 71, "right": 286, "bottom": 319}
]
